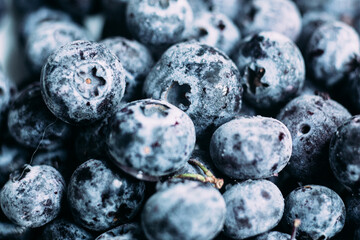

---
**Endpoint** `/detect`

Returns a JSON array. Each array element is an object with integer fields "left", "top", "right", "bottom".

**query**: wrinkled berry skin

[
  {"left": 8, "top": 83, "right": 72, "bottom": 150},
  {"left": 0, "top": 69, "right": 16, "bottom": 129},
  {"left": 142, "top": 180, "right": 226, "bottom": 240},
  {"left": 236, "top": 0, "right": 302, "bottom": 41},
  {"left": 223, "top": 180, "right": 284, "bottom": 239},
  {"left": 126, "top": 0, "right": 193, "bottom": 53},
  {"left": 233, "top": 32, "right": 305, "bottom": 109},
  {"left": 100, "top": 37, "right": 154, "bottom": 102},
  {"left": 0, "top": 165, "right": 65, "bottom": 228},
  {"left": 283, "top": 185, "right": 345, "bottom": 240},
  {"left": 107, "top": 99, "right": 196, "bottom": 181},
  {"left": 306, "top": 21, "right": 360, "bottom": 88},
  {"left": 210, "top": 116, "right": 292, "bottom": 179},
  {"left": 41, "top": 40, "right": 126, "bottom": 125},
  {"left": 253, "top": 231, "right": 291, "bottom": 240},
  {"left": 67, "top": 159, "right": 146, "bottom": 232},
  {"left": 143, "top": 41, "right": 242, "bottom": 139},
  {"left": 277, "top": 94, "right": 351, "bottom": 184},
  {"left": 95, "top": 223, "right": 145, "bottom": 240},
  {"left": 329, "top": 115, "right": 360, "bottom": 191},
  {"left": 42, "top": 219, "right": 92, "bottom": 240}
]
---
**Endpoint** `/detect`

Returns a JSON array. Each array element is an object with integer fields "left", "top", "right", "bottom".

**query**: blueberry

[
  {"left": 100, "top": 37, "right": 154, "bottom": 102},
  {"left": 141, "top": 180, "right": 226, "bottom": 240},
  {"left": 67, "top": 159, "right": 146, "bottom": 232},
  {"left": 252, "top": 231, "right": 292, "bottom": 240},
  {"left": 42, "top": 219, "right": 92, "bottom": 240},
  {"left": 0, "top": 69, "right": 16, "bottom": 130},
  {"left": 126, "top": 0, "right": 193, "bottom": 53},
  {"left": 210, "top": 116, "right": 292, "bottom": 179},
  {"left": 188, "top": 0, "right": 241, "bottom": 21},
  {"left": 40, "top": 40, "right": 126, "bottom": 125},
  {"left": 233, "top": 31, "right": 305, "bottom": 109},
  {"left": 277, "top": 94, "right": 351, "bottom": 184},
  {"left": 306, "top": 21, "right": 360, "bottom": 88},
  {"left": 236, "top": 0, "right": 302, "bottom": 41},
  {"left": 12, "top": 0, "right": 44, "bottom": 14},
  {"left": 0, "top": 165, "right": 65, "bottom": 228},
  {"left": 345, "top": 194, "right": 360, "bottom": 227},
  {"left": 107, "top": 99, "right": 196, "bottom": 181},
  {"left": 0, "top": 220, "right": 31, "bottom": 240},
  {"left": 143, "top": 41, "right": 243, "bottom": 139},
  {"left": 283, "top": 185, "right": 345, "bottom": 240},
  {"left": 95, "top": 223, "right": 145, "bottom": 240},
  {"left": 223, "top": 179, "right": 284, "bottom": 239},
  {"left": 344, "top": 57, "right": 360, "bottom": 113},
  {"left": 7, "top": 83, "right": 72, "bottom": 150}
]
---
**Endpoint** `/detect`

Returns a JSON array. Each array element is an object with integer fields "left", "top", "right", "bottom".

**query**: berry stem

[{"left": 291, "top": 218, "right": 301, "bottom": 240}]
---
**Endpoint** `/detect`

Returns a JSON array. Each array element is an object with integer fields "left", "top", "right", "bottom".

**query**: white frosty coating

[
  {"left": 254, "top": 231, "right": 292, "bottom": 240},
  {"left": 307, "top": 21, "right": 360, "bottom": 87},
  {"left": 223, "top": 179, "right": 284, "bottom": 239}
]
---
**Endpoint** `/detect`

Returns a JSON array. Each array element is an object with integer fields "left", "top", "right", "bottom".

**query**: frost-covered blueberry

[
  {"left": 223, "top": 179, "right": 284, "bottom": 239},
  {"left": 188, "top": 0, "right": 241, "bottom": 21},
  {"left": 143, "top": 41, "right": 243, "bottom": 139},
  {"left": 306, "top": 21, "right": 360, "bottom": 88},
  {"left": 42, "top": 219, "right": 92, "bottom": 240},
  {"left": 0, "top": 69, "right": 16, "bottom": 129},
  {"left": 95, "top": 223, "right": 145, "bottom": 240},
  {"left": 100, "top": 37, "right": 154, "bottom": 102},
  {"left": 190, "top": 12, "right": 241, "bottom": 55},
  {"left": 253, "top": 231, "right": 292, "bottom": 240},
  {"left": 233, "top": 32, "right": 305, "bottom": 110},
  {"left": 283, "top": 185, "right": 345, "bottom": 240},
  {"left": 329, "top": 115, "right": 360, "bottom": 191},
  {"left": 141, "top": 180, "right": 226, "bottom": 240},
  {"left": 40, "top": 40, "right": 126, "bottom": 125},
  {"left": 236, "top": 0, "right": 302, "bottom": 41},
  {"left": 0, "top": 165, "right": 65, "bottom": 228},
  {"left": 277, "top": 94, "right": 351, "bottom": 184},
  {"left": 210, "top": 116, "right": 292, "bottom": 180},
  {"left": 67, "top": 159, "right": 146, "bottom": 232},
  {"left": 126, "top": 0, "right": 193, "bottom": 53},
  {"left": 107, "top": 99, "right": 196, "bottom": 181},
  {"left": 7, "top": 83, "right": 72, "bottom": 150}
]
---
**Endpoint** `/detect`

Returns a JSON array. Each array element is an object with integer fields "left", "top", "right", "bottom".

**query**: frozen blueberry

[
  {"left": 210, "top": 116, "right": 292, "bottom": 179},
  {"left": 42, "top": 219, "right": 92, "bottom": 240},
  {"left": 190, "top": 12, "right": 241, "bottom": 55},
  {"left": 7, "top": 83, "right": 72, "bottom": 150},
  {"left": 67, "top": 159, "right": 146, "bottom": 232},
  {"left": 306, "top": 21, "right": 360, "bottom": 88},
  {"left": 143, "top": 41, "right": 243, "bottom": 139},
  {"left": 277, "top": 94, "right": 351, "bottom": 184},
  {"left": 223, "top": 179, "right": 284, "bottom": 239},
  {"left": 252, "top": 231, "right": 292, "bottom": 240},
  {"left": 329, "top": 115, "right": 360, "bottom": 191},
  {"left": 233, "top": 31, "right": 305, "bottom": 110},
  {"left": 107, "top": 99, "right": 196, "bottom": 181},
  {"left": 0, "top": 165, "right": 65, "bottom": 228},
  {"left": 188, "top": 0, "right": 241, "bottom": 21},
  {"left": 345, "top": 194, "right": 360, "bottom": 227},
  {"left": 95, "top": 223, "right": 145, "bottom": 240},
  {"left": 141, "top": 180, "right": 226, "bottom": 240},
  {"left": 54, "top": 0, "right": 98, "bottom": 17},
  {"left": 0, "top": 69, "right": 16, "bottom": 130},
  {"left": 236, "top": 0, "right": 302, "bottom": 41},
  {"left": 283, "top": 185, "right": 345, "bottom": 240},
  {"left": 126, "top": 0, "right": 193, "bottom": 53},
  {"left": 40, "top": 40, "right": 126, "bottom": 125},
  {"left": 100, "top": 37, "right": 154, "bottom": 102}
]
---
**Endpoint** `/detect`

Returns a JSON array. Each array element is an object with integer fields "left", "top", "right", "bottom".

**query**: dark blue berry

[
  {"left": 42, "top": 219, "right": 92, "bottom": 240},
  {"left": 345, "top": 194, "right": 360, "bottom": 228},
  {"left": 95, "top": 223, "right": 145, "bottom": 240}
]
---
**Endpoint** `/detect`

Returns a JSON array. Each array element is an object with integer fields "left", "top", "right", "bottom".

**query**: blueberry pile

[{"left": 1, "top": 0, "right": 360, "bottom": 239}]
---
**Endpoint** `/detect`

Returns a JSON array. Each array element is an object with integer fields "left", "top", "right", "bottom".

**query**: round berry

[{"left": 42, "top": 219, "right": 92, "bottom": 240}]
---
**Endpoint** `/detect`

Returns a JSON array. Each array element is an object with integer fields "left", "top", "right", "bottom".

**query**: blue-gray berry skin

[
  {"left": 126, "top": 0, "right": 193, "bottom": 53},
  {"left": 277, "top": 94, "right": 351, "bottom": 184},
  {"left": 100, "top": 37, "right": 154, "bottom": 102},
  {"left": 236, "top": 0, "right": 302, "bottom": 41},
  {"left": 345, "top": 194, "right": 360, "bottom": 228},
  {"left": 223, "top": 179, "right": 284, "bottom": 239},
  {"left": 142, "top": 180, "right": 226, "bottom": 240},
  {"left": 67, "top": 159, "right": 146, "bottom": 232},
  {"left": 42, "top": 219, "right": 92, "bottom": 240},
  {"left": 40, "top": 40, "right": 126, "bottom": 125},
  {"left": 25, "top": 21, "right": 90, "bottom": 73},
  {"left": 12, "top": 0, "right": 44, "bottom": 14},
  {"left": 7, "top": 83, "right": 72, "bottom": 150},
  {"left": 233, "top": 31, "right": 305, "bottom": 110},
  {"left": 107, "top": 99, "right": 196, "bottom": 181},
  {"left": 329, "top": 115, "right": 360, "bottom": 191},
  {"left": 95, "top": 223, "right": 145, "bottom": 240},
  {"left": 0, "top": 165, "right": 65, "bottom": 228},
  {"left": 252, "top": 231, "right": 292, "bottom": 240},
  {"left": 306, "top": 21, "right": 360, "bottom": 88},
  {"left": 283, "top": 185, "right": 345, "bottom": 240},
  {"left": 0, "top": 69, "right": 16, "bottom": 129},
  {"left": 210, "top": 116, "right": 292, "bottom": 180},
  {"left": 143, "top": 41, "right": 243, "bottom": 139},
  {"left": 345, "top": 59, "right": 360, "bottom": 113}
]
